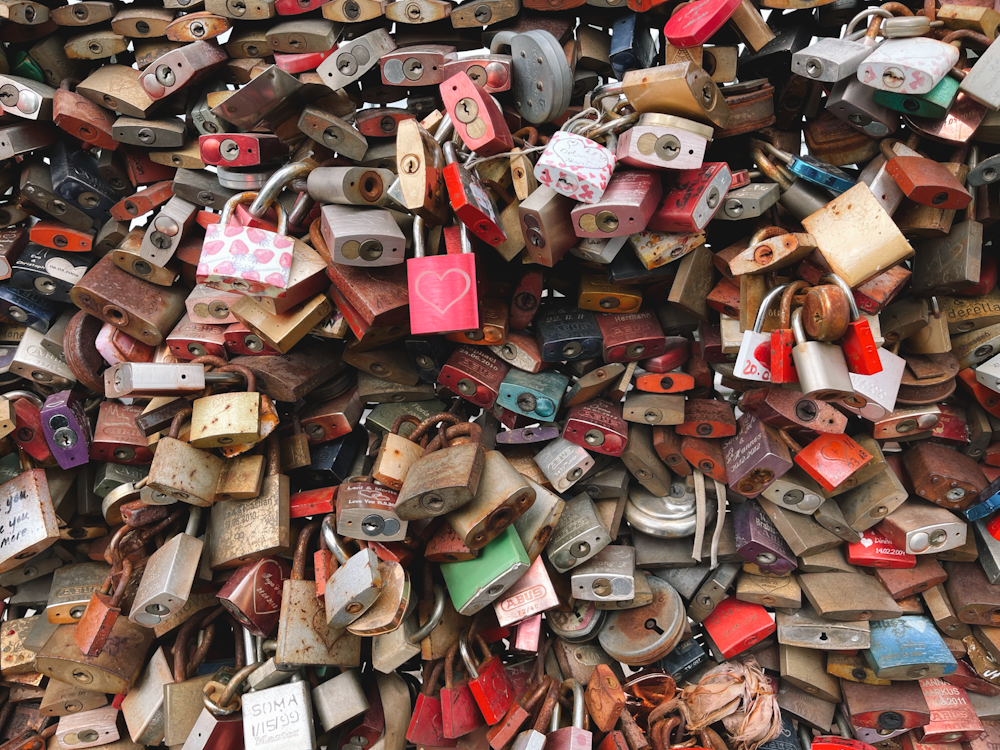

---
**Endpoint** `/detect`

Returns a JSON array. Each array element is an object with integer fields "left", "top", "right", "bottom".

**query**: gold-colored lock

[
  {"left": 279, "top": 417, "right": 312, "bottom": 472},
  {"left": 225, "top": 27, "right": 271, "bottom": 58},
  {"left": 903, "top": 298, "right": 952, "bottom": 354},
  {"left": 35, "top": 622, "right": 154, "bottom": 695},
  {"left": 40, "top": 678, "right": 108, "bottom": 717},
  {"left": 75, "top": 65, "right": 158, "bottom": 118},
  {"left": 578, "top": 273, "right": 642, "bottom": 314},
  {"left": 51, "top": 2, "right": 116, "bottom": 25},
  {"left": 214, "top": 453, "right": 265, "bottom": 502},
  {"left": 1, "top": 616, "right": 39, "bottom": 676},
  {"left": 46, "top": 562, "right": 111, "bottom": 623},
  {"left": 165, "top": 11, "right": 232, "bottom": 42},
  {"left": 64, "top": 29, "right": 128, "bottom": 60},
  {"left": 396, "top": 119, "right": 448, "bottom": 225},
  {"left": 189, "top": 366, "right": 262, "bottom": 449},
  {"left": 231, "top": 293, "right": 333, "bottom": 355},
  {"left": 208, "top": 435, "right": 290, "bottom": 569},
  {"left": 668, "top": 244, "right": 714, "bottom": 321},
  {"left": 149, "top": 140, "right": 206, "bottom": 170}
]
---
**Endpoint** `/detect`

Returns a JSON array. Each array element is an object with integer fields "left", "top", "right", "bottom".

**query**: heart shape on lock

[
  {"left": 551, "top": 132, "right": 612, "bottom": 171},
  {"left": 415, "top": 269, "right": 472, "bottom": 315}
]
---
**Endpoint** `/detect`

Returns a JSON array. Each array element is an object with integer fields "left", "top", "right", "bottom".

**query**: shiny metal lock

[
  {"left": 547, "top": 492, "right": 612, "bottom": 573},
  {"left": 792, "top": 11, "right": 881, "bottom": 83},
  {"left": 120, "top": 645, "right": 171, "bottom": 745},
  {"left": 497, "top": 369, "right": 567, "bottom": 421},
  {"left": 55, "top": 706, "right": 120, "bottom": 749},
  {"left": 320, "top": 204, "right": 405, "bottom": 267},
  {"left": 790, "top": 307, "right": 855, "bottom": 400},
  {"left": 46, "top": 562, "right": 110, "bottom": 623},
  {"left": 717, "top": 182, "right": 781, "bottom": 221},
  {"left": 312, "top": 669, "right": 369, "bottom": 733},
  {"left": 877, "top": 502, "right": 968, "bottom": 556},
  {"left": 534, "top": 437, "right": 595, "bottom": 493},
  {"left": 624, "top": 482, "right": 700, "bottom": 538},
  {"left": 130, "top": 510, "right": 203, "bottom": 627},
  {"left": 318, "top": 28, "right": 396, "bottom": 90},
  {"left": 617, "top": 113, "right": 713, "bottom": 171},
  {"left": 241, "top": 675, "right": 315, "bottom": 750},
  {"left": 489, "top": 29, "right": 571, "bottom": 125},
  {"left": 325, "top": 536, "right": 383, "bottom": 629},
  {"left": 571, "top": 545, "right": 636, "bottom": 602}
]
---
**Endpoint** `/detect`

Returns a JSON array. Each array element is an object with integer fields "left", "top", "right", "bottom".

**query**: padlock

[
  {"left": 789, "top": 307, "right": 855, "bottom": 400},
  {"left": 129, "top": 509, "right": 203, "bottom": 628},
  {"left": 441, "top": 143, "right": 506, "bottom": 248},
  {"left": 217, "top": 556, "right": 290, "bottom": 637},
  {"left": 459, "top": 631, "right": 515, "bottom": 724},
  {"left": 406, "top": 660, "right": 456, "bottom": 747},
  {"left": 441, "top": 72, "right": 513, "bottom": 158},
  {"left": 648, "top": 162, "right": 733, "bottom": 233},
  {"left": 394, "top": 416, "right": 485, "bottom": 520},
  {"left": 572, "top": 170, "right": 663, "bottom": 239},
  {"left": 441, "top": 524, "right": 529, "bottom": 615},
  {"left": 39, "top": 390, "right": 90, "bottom": 470},
  {"left": 439, "top": 640, "right": 487, "bottom": 739},
  {"left": 877, "top": 502, "right": 968, "bottom": 556},
  {"left": 336, "top": 474, "right": 408, "bottom": 543},
  {"left": 563, "top": 400, "right": 629, "bottom": 457},
  {"left": 735, "top": 282, "right": 786, "bottom": 384},
  {"left": 320, "top": 204, "right": 405, "bottom": 267},
  {"left": 209, "top": 435, "right": 290, "bottom": 569},
  {"left": 407, "top": 216, "right": 480, "bottom": 336},
  {"left": 189, "top": 363, "right": 269, "bottom": 449},
  {"left": 867, "top": 616, "right": 958, "bottom": 679}
]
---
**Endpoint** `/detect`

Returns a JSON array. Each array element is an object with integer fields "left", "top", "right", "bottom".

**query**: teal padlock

[
  {"left": 440, "top": 525, "right": 529, "bottom": 616},
  {"left": 496, "top": 369, "right": 569, "bottom": 421},
  {"left": 874, "top": 74, "right": 959, "bottom": 119}
]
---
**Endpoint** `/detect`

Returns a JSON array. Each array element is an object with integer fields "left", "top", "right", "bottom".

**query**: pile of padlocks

[{"left": 4, "top": 0, "right": 1000, "bottom": 749}]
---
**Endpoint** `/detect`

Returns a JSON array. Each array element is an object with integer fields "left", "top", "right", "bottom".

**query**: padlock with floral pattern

[
  {"left": 197, "top": 191, "right": 295, "bottom": 298},
  {"left": 533, "top": 120, "right": 618, "bottom": 205}
]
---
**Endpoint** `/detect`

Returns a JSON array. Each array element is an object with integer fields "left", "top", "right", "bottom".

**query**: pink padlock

[
  {"left": 197, "top": 193, "right": 295, "bottom": 298},
  {"left": 534, "top": 126, "right": 617, "bottom": 204}
]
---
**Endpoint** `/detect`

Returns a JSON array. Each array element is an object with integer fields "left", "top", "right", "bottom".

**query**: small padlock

[{"left": 735, "top": 282, "right": 787, "bottom": 384}]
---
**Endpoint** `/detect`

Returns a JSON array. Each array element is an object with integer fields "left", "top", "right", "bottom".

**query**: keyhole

[{"left": 644, "top": 618, "right": 664, "bottom": 635}]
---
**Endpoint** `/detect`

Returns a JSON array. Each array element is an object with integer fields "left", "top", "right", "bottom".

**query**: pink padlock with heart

[
  {"left": 197, "top": 193, "right": 295, "bottom": 298},
  {"left": 407, "top": 215, "right": 480, "bottom": 336}
]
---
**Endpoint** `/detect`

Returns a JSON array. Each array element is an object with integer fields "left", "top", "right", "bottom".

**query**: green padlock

[
  {"left": 874, "top": 74, "right": 959, "bottom": 119},
  {"left": 440, "top": 525, "right": 529, "bottom": 616}
]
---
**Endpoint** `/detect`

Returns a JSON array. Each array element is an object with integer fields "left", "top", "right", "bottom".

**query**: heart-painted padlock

[
  {"left": 197, "top": 192, "right": 295, "bottom": 298},
  {"left": 533, "top": 121, "right": 619, "bottom": 205},
  {"left": 734, "top": 282, "right": 787, "bottom": 383}
]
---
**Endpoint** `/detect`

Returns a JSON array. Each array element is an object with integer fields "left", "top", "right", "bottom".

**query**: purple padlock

[
  {"left": 732, "top": 498, "right": 797, "bottom": 574},
  {"left": 41, "top": 390, "right": 92, "bottom": 469},
  {"left": 723, "top": 412, "right": 793, "bottom": 499},
  {"left": 495, "top": 424, "right": 562, "bottom": 445}
]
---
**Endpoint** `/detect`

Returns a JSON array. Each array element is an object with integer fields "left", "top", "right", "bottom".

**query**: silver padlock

[
  {"left": 571, "top": 545, "right": 636, "bottom": 602},
  {"left": 792, "top": 8, "right": 886, "bottom": 83},
  {"left": 372, "top": 583, "right": 445, "bottom": 673},
  {"left": 790, "top": 307, "right": 854, "bottom": 401},
  {"left": 546, "top": 492, "right": 611, "bottom": 573},
  {"left": 534, "top": 437, "right": 594, "bottom": 493},
  {"left": 317, "top": 29, "right": 396, "bottom": 90},
  {"left": 312, "top": 669, "right": 369, "bottom": 733},
  {"left": 130, "top": 508, "right": 203, "bottom": 627},
  {"left": 716, "top": 182, "right": 780, "bottom": 221},
  {"left": 241, "top": 673, "right": 316, "bottom": 750},
  {"left": 324, "top": 524, "right": 384, "bottom": 628}
]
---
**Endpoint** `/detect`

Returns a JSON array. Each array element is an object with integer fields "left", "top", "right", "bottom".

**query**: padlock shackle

[
  {"left": 584, "top": 81, "right": 625, "bottom": 114},
  {"left": 168, "top": 408, "right": 192, "bottom": 440},
  {"left": 422, "top": 659, "right": 446, "bottom": 695},
  {"left": 458, "top": 631, "right": 480, "bottom": 679},
  {"left": 761, "top": 142, "right": 794, "bottom": 167},
  {"left": 185, "top": 507, "right": 202, "bottom": 537},
  {"left": 265, "top": 433, "right": 281, "bottom": 478},
  {"left": 412, "top": 215, "right": 426, "bottom": 259},
  {"left": 821, "top": 274, "right": 861, "bottom": 322},
  {"left": 753, "top": 283, "right": 788, "bottom": 333},
  {"left": 321, "top": 514, "right": 351, "bottom": 566},
  {"left": 791, "top": 307, "right": 807, "bottom": 346},
  {"left": 844, "top": 7, "right": 891, "bottom": 37},
  {"left": 442, "top": 140, "right": 458, "bottom": 167},
  {"left": 219, "top": 191, "right": 289, "bottom": 236},
  {"left": 4, "top": 390, "right": 42, "bottom": 410},
  {"left": 880, "top": 138, "right": 905, "bottom": 163},
  {"left": 751, "top": 149, "right": 792, "bottom": 191},
  {"left": 445, "top": 641, "right": 463, "bottom": 687},
  {"left": 203, "top": 662, "right": 260, "bottom": 715},
  {"left": 217, "top": 363, "right": 256, "bottom": 394},
  {"left": 408, "top": 583, "right": 445, "bottom": 644},
  {"left": 292, "top": 519, "right": 321, "bottom": 580},
  {"left": 422, "top": 421, "right": 483, "bottom": 455},
  {"left": 780, "top": 280, "right": 810, "bottom": 329},
  {"left": 433, "top": 113, "right": 455, "bottom": 145},
  {"left": 533, "top": 681, "right": 560, "bottom": 733},
  {"left": 250, "top": 161, "right": 315, "bottom": 218},
  {"left": 408, "top": 412, "right": 462, "bottom": 445},
  {"left": 560, "top": 679, "right": 586, "bottom": 729}
]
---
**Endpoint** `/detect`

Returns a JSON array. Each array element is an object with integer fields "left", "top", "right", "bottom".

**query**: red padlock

[
  {"left": 847, "top": 529, "right": 916, "bottom": 569},
  {"left": 461, "top": 632, "right": 515, "bottom": 725},
  {"left": 824, "top": 274, "right": 882, "bottom": 376},
  {"left": 440, "top": 642, "right": 486, "bottom": 738},
  {"left": 563, "top": 399, "right": 629, "bottom": 457},
  {"left": 770, "top": 281, "right": 808, "bottom": 384},
  {"left": 793, "top": 432, "right": 872, "bottom": 493},
  {"left": 664, "top": 0, "right": 742, "bottom": 48},
  {"left": 442, "top": 142, "right": 506, "bottom": 248},
  {"left": 198, "top": 133, "right": 288, "bottom": 168},
  {"left": 407, "top": 661, "right": 458, "bottom": 747},
  {"left": 701, "top": 596, "right": 776, "bottom": 660}
]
